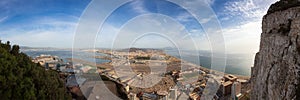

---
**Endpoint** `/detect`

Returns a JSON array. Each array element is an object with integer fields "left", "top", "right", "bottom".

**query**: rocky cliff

[{"left": 251, "top": 0, "right": 300, "bottom": 99}]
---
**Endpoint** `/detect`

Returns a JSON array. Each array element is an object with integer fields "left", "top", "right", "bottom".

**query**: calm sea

[
  {"left": 22, "top": 50, "right": 110, "bottom": 64},
  {"left": 165, "top": 50, "right": 254, "bottom": 76}
]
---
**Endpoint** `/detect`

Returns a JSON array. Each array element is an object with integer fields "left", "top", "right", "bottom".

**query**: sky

[{"left": 0, "top": 0, "right": 279, "bottom": 54}]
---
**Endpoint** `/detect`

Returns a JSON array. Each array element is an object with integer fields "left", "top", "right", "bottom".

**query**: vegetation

[
  {"left": 135, "top": 56, "right": 151, "bottom": 60},
  {"left": 0, "top": 40, "right": 72, "bottom": 100}
]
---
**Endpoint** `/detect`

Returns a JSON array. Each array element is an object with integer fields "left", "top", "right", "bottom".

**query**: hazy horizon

[{"left": 0, "top": 0, "right": 279, "bottom": 54}]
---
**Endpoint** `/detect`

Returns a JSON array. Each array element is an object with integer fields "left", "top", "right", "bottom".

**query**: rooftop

[{"left": 223, "top": 81, "right": 233, "bottom": 87}]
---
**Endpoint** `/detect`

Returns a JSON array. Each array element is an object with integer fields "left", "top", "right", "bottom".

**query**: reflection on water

[
  {"left": 22, "top": 50, "right": 110, "bottom": 64},
  {"left": 165, "top": 50, "right": 253, "bottom": 76}
]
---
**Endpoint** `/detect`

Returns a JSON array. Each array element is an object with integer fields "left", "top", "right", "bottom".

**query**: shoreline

[
  {"left": 68, "top": 56, "right": 251, "bottom": 79},
  {"left": 66, "top": 56, "right": 251, "bottom": 80},
  {"left": 64, "top": 48, "right": 252, "bottom": 79},
  {"left": 101, "top": 49, "right": 251, "bottom": 78}
]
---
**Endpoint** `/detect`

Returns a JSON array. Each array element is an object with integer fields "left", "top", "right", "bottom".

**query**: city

[
  {"left": 31, "top": 48, "right": 251, "bottom": 100},
  {"left": 0, "top": 0, "right": 299, "bottom": 99}
]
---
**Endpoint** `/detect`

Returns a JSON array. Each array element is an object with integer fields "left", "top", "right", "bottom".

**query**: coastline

[
  {"left": 93, "top": 50, "right": 251, "bottom": 81},
  {"left": 23, "top": 49, "right": 251, "bottom": 99}
]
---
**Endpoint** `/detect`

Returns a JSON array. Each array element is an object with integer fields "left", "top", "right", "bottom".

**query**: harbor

[{"left": 25, "top": 48, "right": 251, "bottom": 100}]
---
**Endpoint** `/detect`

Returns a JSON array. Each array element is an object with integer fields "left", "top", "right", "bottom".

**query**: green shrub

[{"left": 0, "top": 40, "right": 72, "bottom": 100}]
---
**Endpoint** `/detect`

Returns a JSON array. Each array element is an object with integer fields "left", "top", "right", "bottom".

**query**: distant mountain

[
  {"left": 20, "top": 46, "right": 72, "bottom": 51},
  {"left": 117, "top": 47, "right": 163, "bottom": 52}
]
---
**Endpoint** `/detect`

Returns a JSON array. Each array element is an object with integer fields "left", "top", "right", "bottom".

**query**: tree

[
  {"left": 0, "top": 40, "right": 72, "bottom": 100},
  {"left": 10, "top": 45, "right": 20, "bottom": 55},
  {"left": 5, "top": 41, "right": 11, "bottom": 51}
]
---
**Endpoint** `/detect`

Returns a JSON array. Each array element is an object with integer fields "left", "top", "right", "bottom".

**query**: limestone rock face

[{"left": 251, "top": 1, "right": 300, "bottom": 100}]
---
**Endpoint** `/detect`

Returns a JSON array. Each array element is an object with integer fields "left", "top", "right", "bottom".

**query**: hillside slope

[{"left": 0, "top": 40, "right": 72, "bottom": 100}]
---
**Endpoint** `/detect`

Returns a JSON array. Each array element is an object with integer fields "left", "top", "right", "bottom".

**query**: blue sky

[{"left": 0, "top": 0, "right": 278, "bottom": 54}]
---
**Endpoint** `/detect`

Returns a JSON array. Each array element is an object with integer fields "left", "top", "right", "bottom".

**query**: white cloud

[
  {"left": 199, "top": 15, "right": 214, "bottom": 24},
  {"left": 0, "top": 0, "right": 278, "bottom": 54},
  {"left": 175, "top": 12, "right": 193, "bottom": 22},
  {"left": 95, "top": 24, "right": 119, "bottom": 48},
  {"left": 220, "top": 0, "right": 279, "bottom": 54},
  {"left": 204, "top": 0, "right": 215, "bottom": 5},
  {"left": 4, "top": 30, "right": 74, "bottom": 47},
  {"left": 129, "top": 0, "right": 149, "bottom": 14},
  {"left": 174, "top": 12, "right": 214, "bottom": 24},
  {"left": 224, "top": 0, "right": 279, "bottom": 20},
  {"left": 95, "top": 14, "right": 212, "bottom": 50},
  {"left": 0, "top": 16, "right": 8, "bottom": 23},
  {"left": 223, "top": 21, "right": 262, "bottom": 54},
  {"left": 172, "top": 0, "right": 216, "bottom": 24},
  {"left": 0, "top": 17, "right": 77, "bottom": 48}
]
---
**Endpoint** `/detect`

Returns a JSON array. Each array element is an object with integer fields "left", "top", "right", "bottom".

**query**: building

[
  {"left": 80, "top": 81, "right": 121, "bottom": 100},
  {"left": 129, "top": 93, "right": 138, "bottom": 100},
  {"left": 66, "top": 74, "right": 86, "bottom": 99},
  {"left": 231, "top": 81, "right": 242, "bottom": 100},
  {"left": 169, "top": 88, "right": 178, "bottom": 100},
  {"left": 218, "top": 74, "right": 242, "bottom": 99},
  {"left": 157, "top": 90, "right": 169, "bottom": 100},
  {"left": 32, "top": 54, "right": 63, "bottom": 70},
  {"left": 142, "top": 93, "right": 157, "bottom": 100},
  {"left": 224, "top": 74, "right": 238, "bottom": 82},
  {"left": 220, "top": 81, "right": 233, "bottom": 96},
  {"left": 189, "top": 92, "right": 200, "bottom": 100}
]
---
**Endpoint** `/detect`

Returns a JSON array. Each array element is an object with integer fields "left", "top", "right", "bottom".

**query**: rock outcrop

[{"left": 251, "top": 0, "right": 300, "bottom": 99}]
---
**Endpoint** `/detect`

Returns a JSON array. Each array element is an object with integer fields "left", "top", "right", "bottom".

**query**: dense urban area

[
  {"left": 27, "top": 47, "right": 251, "bottom": 100},
  {"left": 1, "top": 0, "right": 299, "bottom": 100}
]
